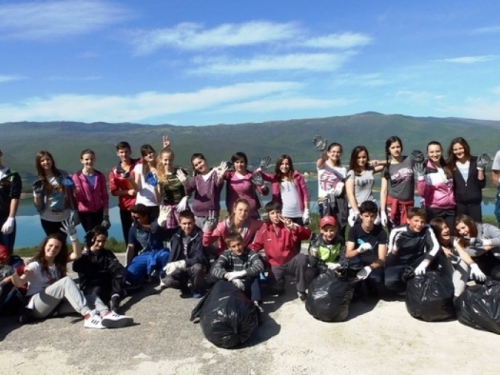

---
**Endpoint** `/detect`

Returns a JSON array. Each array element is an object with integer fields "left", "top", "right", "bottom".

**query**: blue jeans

[
  {"left": 348, "top": 257, "right": 384, "bottom": 287},
  {"left": 126, "top": 249, "right": 170, "bottom": 285}
]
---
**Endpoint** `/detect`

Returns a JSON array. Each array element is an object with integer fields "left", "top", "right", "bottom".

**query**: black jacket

[{"left": 452, "top": 156, "right": 486, "bottom": 204}]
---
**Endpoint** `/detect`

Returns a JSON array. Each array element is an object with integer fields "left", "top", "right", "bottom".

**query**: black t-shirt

[{"left": 348, "top": 223, "right": 388, "bottom": 264}]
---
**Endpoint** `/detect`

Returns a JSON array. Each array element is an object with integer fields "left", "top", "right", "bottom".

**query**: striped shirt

[{"left": 211, "top": 249, "right": 264, "bottom": 279}]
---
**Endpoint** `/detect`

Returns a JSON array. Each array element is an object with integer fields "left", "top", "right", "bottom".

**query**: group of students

[{"left": 1, "top": 133, "right": 500, "bottom": 330}]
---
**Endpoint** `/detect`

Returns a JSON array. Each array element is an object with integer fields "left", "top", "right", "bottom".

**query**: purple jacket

[{"left": 186, "top": 170, "right": 224, "bottom": 216}]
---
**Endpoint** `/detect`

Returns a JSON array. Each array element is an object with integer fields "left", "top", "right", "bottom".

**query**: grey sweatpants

[
  {"left": 439, "top": 255, "right": 469, "bottom": 297},
  {"left": 30, "top": 276, "right": 109, "bottom": 319}
]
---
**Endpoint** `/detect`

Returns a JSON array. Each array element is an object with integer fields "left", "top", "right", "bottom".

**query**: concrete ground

[{"left": 1, "top": 254, "right": 498, "bottom": 375}]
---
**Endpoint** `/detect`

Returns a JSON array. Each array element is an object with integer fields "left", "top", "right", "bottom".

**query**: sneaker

[
  {"left": 159, "top": 277, "right": 168, "bottom": 289},
  {"left": 101, "top": 311, "right": 134, "bottom": 328},
  {"left": 84, "top": 310, "right": 106, "bottom": 329},
  {"left": 109, "top": 295, "right": 121, "bottom": 313},
  {"left": 297, "top": 291, "right": 307, "bottom": 302},
  {"left": 192, "top": 291, "right": 202, "bottom": 299}
]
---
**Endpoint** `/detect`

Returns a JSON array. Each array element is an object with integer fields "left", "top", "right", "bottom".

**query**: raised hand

[
  {"left": 216, "top": 161, "right": 228, "bottom": 178},
  {"left": 410, "top": 150, "right": 425, "bottom": 164},
  {"left": 61, "top": 218, "right": 78, "bottom": 241},
  {"left": 162, "top": 135, "right": 170, "bottom": 148},
  {"left": 157, "top": 205, "right": 172, "bottom": 227},
  {"left": 145, "top": 171, "right": 158, "bottom": 187},
  {"left": 251, "top": 172, "right": 265, "bottom": 187},
  {"left": 259, "top": 156, "right": 272, "bottom": 171},
  {"left": 203, "top": 210, "right": 218, "bottom": 232},
  {"left": 176, "top": 169, "right": 188, "bottom": 184},
  {"left": 477, "top": 153, "right": 491, "bottom": 170},
  {"left": 313, "top": 135, "right": 327, "bottom": 151}
]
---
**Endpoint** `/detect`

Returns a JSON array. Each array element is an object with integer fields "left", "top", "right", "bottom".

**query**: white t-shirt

[
  {"left": 133, "top": 164, "right": 159, "bottom": 207},
  {"left": 26, "top": 261, "right": 60, "bottom": 297},
  {"left": 492, "top": 151, "right": 500, "bottom": 178},
  {"left": 317, "top": 164, "right": 347, "bottom": 197},
  {"left": 281, "top": 181, "right": 302, "bottom": 218},
  {"left": 35, "top": 176, "right": 71, "bottom": 222}
]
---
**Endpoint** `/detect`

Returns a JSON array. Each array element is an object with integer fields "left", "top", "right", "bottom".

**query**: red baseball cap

[{"left": 320, "top": 216, "right": 337, "bottom": 229}]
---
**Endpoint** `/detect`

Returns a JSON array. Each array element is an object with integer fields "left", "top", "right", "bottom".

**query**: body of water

[{"left": 13, "top": 178, "right": 497, "bottom": 249}]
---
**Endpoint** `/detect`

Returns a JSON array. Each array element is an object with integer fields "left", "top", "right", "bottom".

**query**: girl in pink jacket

[{"left": 72, "top": 149, "right": 109, "bottom": 233}]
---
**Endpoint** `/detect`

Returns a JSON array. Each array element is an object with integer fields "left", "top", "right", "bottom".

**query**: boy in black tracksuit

[
  {"left": 72, "top": 226, "right": 128, "bottom": 312},
  {"left": 385, "top": 207, "right": 441, "bottom": 294},
  {"left": 158, "top": 209, "right": 207, "bottom": 297}
]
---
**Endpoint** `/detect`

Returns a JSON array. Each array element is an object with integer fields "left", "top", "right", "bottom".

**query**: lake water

[{"left": 13, "top": 177, "right": 497, "bottom": 249}]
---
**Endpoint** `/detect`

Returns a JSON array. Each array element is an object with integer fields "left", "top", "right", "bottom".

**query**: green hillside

[{"left": 2, "top": 112, "right": 500, "bottom": 179}]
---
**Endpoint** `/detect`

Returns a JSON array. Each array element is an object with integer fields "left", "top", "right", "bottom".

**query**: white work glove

[
  {"left": 251, "top": 172, "right": 265, "bottom": 187},
  {"left": 1, "top": 217, "right": 14, "bottom": 235},
  {"left": 226, "top": 270, "right": 247, "bottom": 281},
  {"left": 333, "top": 181, "right": 344, "bottom": 197},
  {"left": 327, "top": 262, "right": 341, "bottom": 271},
  {"left": 176, "top": 196, "right": 189, "bottom": 212},
  {"left": 380, "top": 211, "right": 388, "bottom": 227},
  {"left": 176, "top": 169, "right": 188, "bottom": 184},
  {"left": 164, "top": 260, "right": 186, "bottom": 275},
  {"left": 348, "top": 210, "right": 359, "bottom": 227},
  {"left": 302, "top": 209, "right": 310, "bottom": 225},
  {"left": 216, "top": 161, "right": 228, "bottom": 179},
  {"left": 61, "top": 219, "right": 78, "bottom": 242},
  {"left": 231, "top": 278, "right": 245, "bottom": 291},
  {"left": 202, "top": 210, "right": 217, "bottom": 232},
  {"left": 101, "top": 214, "right": 111, "bottom": 230},
  {"left": 414, "top": 261, "right": 429, "bottom": 276},
  {"left": 357, "top": 242, "right": 372, "bottom": 254},
  {"left": 356, "top": 266, "right": 372, "bottom": 280},
  {"left": 470, "top": 263, "right": 486, "bottom": 282},
  {"left": 157, "top": 205, "right": 172, "bottom": 227}
]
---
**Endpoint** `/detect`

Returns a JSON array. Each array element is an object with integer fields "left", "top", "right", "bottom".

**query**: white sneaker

[
  {"left": 101, "top": 311, "right": 134, "bottom": 328},
  {"left": 84, "top": 311, "right": 106, "bottom": 329},
  {"left": 159, "top": 277, "right": 168, "bottom": 289}
]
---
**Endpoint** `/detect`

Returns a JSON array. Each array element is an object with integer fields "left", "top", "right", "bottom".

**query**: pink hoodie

[
  {"left": 72, "top": 171, "right": 109, "bottom": 213},
  {"left": 416, "top": 161, "right": 455, "bottom": 210},
  {"left": 261, "top": 170, "right": 309, "bottom": 213}
]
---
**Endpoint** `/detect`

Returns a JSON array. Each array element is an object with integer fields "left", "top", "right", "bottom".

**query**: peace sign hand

[{"left": 162, "top": 135, "right": 170, "bottom": 148}]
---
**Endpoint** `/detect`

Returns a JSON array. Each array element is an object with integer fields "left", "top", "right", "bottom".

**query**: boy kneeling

[
  {"left": 385, "top": 207, "right": 440, "bottom": 294},
  {"left": 212, "top": 233, "right": 264, "bottom": 309},
  {"left": 249, "top": 202, "right": 311, "bottom": 301},
  {"left": 345, "top": 201, "right": 387, "bottom": 291},
  {"left": 160, "top": 209, "right": 207, "bottom": 298}
]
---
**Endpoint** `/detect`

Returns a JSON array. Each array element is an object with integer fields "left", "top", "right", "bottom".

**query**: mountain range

[{"left": 2, "top": 112, "right": 499, "bottom": 179}]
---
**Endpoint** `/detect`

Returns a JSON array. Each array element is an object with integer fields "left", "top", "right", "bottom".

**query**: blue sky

[{"left": 0, "top": 0, "right": 499, "bottom": 125}]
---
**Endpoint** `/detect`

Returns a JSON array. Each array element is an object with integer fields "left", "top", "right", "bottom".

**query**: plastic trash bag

[
  {"left": 190, "top": 280, "right": 258, "bottom": 349},
  {"left": 405, "top": 271, "right": 455, "bottom": 322},
  {"left": 456, "top": 280, "right": 500, "bottom": 335},
  {"left": 305, "top": 271, "right": 357, "bottom": 322}
]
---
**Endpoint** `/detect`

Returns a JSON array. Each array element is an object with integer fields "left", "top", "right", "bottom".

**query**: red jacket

[
  {"left": 249, "top": 222, "right": 311, "bottom": 266},
  {"left": 109, "top": 159, "right": 138, "bottom": 210}
]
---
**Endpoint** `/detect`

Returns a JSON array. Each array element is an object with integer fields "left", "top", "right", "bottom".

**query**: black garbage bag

[
  {"left": 405, "top": 271, "right": 455, "bottom": 322},
  {"left": 456, "top": 280, "right": 500, "bottom": 334},
  {"left": 305, "top": 271, "right": 357, "bottom": 322},
  {"left": 190, "top": 280, "right": 259, "bottom": 349}
]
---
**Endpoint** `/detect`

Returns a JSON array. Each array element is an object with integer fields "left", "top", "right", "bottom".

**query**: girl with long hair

[
  {"left": 345, "top": 145, "right": 384, "bottom": 226},
  {"left": 33, "top": 151, "right": 76, "bottom": 240},
  {"left": 446, "top": 137, "right": 487, "bottom": 223},
  {"left": 379, "top": 136, "right": 416, "bottom": 230},
  {"left": 454, "top": 214, "right": 500, "bottom": 280},
  {"left": 155, "top": 146, "right": 189, "bottom": 228},
  {"left": 314, "top": 140, "right": 348, "bottom": 236},
  {"left": 223, "top": 152, "right": 268, "bottom": 220},
  {"left": 10, "top": 221, "right": 133, "bottom": 328},
  {"left": 259, "top": 154, "right": 309, "bottom": 225},
  {"left": 416, "top": 141, "right": 455, "bottom": 231},
  {"left": 430, "top": 218, "right": 486, "bottom": 298},
  {"left": 203, "top": 198, "right": 263, "bottom": 257},
  {"left": 72, "top": 149, "right": 109, "bottom": 233},
  {"left": 130, "top": 144, "right": 160, "bottom": 220}
]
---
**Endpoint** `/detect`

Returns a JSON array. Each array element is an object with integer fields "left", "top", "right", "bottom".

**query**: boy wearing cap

[
  {"left": 306, "top": 215, "right": 345, "bottom": 283},
  {"left": 0, "top": 149, "right": 22, "bottom": 253},
  {"left": 345, "top": 201, "right": 387, "bottom": 289}
]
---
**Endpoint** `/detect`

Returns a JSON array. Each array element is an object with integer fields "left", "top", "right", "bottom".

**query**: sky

[{"left": 0, "top": 0, "right": 499, "bottom": 126}]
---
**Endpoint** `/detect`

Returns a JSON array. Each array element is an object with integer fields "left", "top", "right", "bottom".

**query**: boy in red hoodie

[{"left": 249, "top": 201, "right": 311, "bottom": 301}]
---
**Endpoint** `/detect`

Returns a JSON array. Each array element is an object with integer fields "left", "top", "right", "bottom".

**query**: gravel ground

[{"left": 1, "top": 254, "right": 499, "bottom": 375}]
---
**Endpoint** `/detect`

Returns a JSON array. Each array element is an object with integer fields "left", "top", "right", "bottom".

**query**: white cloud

[
  {"left": 455, "top": 97, "right": 500, "bottom": 120},
  {"left": 216, "top": 97, "right": 350, "bottom": 113},
  {"left": 471, "top": 26, "right": 500, "bottom": 35},
  {"left": 334, "top": 73, "right": 389, "bottom": 87},
  {"left": 301, "top": 32, "right": 372, "bottom": 49},
  {"left": 191, "top": 52, "right": 354, "bottom": 75},
  {"left": 0, "top": 1, "right": 131, "bottom": 40},
  {"left": 441, "top": 56, "right": 494, "bottom": 64},
  {"left": 129, "top": 21, "right": 301, "bottom": 54},
  {"left": 0, "top": 81, "right": 300, "bottom": 123},
  {"left": 395, "top": 90, "right": 444, "bottom": 105},
  {"left": 0, "top": 75, "right": 25, "bottom": 83}
]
